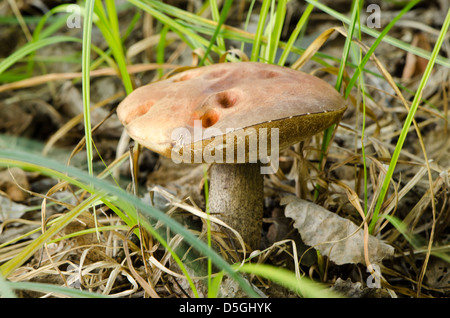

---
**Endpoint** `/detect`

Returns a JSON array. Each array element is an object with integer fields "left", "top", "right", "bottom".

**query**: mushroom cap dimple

[{"left": 117, "top": 62, "right": 346, "bottom": 160}]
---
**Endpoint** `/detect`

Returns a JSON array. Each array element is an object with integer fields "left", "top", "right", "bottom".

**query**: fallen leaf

[
  {"left": 283, "top": 197, "right": 394, "bottom": 265},
  {"left": 425, "top": 258, "right": 450, "bottom": 289}
]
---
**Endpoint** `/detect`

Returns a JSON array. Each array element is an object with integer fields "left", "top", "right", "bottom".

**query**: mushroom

[{"left": 117, "top": 62, "right": 346, "bottom": 251}]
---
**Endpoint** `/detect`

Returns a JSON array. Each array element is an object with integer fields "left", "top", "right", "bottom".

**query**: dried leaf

[
  {"left": 283, "top": 197, "right": 394, "bottom": 265},
  {"left": 402, "top": 33, "right": 431, "bottom": 80}
]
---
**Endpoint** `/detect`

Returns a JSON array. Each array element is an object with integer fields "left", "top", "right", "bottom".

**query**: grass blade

[
  {"left": 344, "top": 0, "right": 420, "bottom": 99},
  {"left": 93, "top": 0, "right": 133, "bottom": 94},
  {"left": 82, "top": 0, "right": 95, "bottom": 179},
  {"left": 335, "top": 0, "right": 359, "bottom": 93},
  {"left": 314, "top": 0, "right": 361, "bottom": 199},
  {"left": 266, "top": 0, "right": 287, "bottom": 64},
  {"left": 0, "top": 274, "right": 16, "bottom": 298},
  {"left": 128, "top": 0, "right": 206, "bottom": 52},
  {"left": 208, "top": 0, "right": 226, "bottom": 51},
  {"left": 199, "top": 0, "right": 233, "bottom": 66},
  {"left": 0, "top": 36, "right": 79, "bottom": 74},
  {"left": 250, "top": 0, "right": 270, "bottom": 61}
]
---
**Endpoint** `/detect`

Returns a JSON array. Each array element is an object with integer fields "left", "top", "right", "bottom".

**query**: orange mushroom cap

[{"left": 117, "top": 62, "right": 346, "bottom": 161}]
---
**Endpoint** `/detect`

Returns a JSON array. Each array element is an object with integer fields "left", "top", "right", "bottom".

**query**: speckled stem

[{"left": 208, "top": 163, "right": 264, "bottom": 250}]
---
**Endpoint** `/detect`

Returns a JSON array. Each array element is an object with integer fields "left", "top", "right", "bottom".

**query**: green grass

[
  {"left": 82, "top": 0, "right": 95, "bottom": 180},
  {"left": 199, "top": 0, "right": 233, "bottom": 66},
  {"left": 2, "top": 280, "right": 111, "bottom": 298}
]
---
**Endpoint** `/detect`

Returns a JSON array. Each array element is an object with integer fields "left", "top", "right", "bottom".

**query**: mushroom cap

[{"left": 117, "top": 62, "right": 346, "bottom": 162}]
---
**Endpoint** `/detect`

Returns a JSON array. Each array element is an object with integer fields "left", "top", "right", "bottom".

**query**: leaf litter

[{"left": 0, "top": 0, "right": 449, "bottom": 298}]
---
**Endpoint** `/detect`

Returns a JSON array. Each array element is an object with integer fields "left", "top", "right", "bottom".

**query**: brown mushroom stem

[{"left": 209, "top": 163, "right": 264, "bottom": 251}]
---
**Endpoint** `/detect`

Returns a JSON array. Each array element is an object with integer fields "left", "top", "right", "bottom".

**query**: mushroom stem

[{"left": 209, "top": 163, "right": 264, "bottom": 250}]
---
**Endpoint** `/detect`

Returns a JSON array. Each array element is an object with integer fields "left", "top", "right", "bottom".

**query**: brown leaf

[
  {"left": 283, "top": 197, "right": 394, "bottom": 265},
  {"left": 0, "top": 168, "right": 30, "bottom": 202}
]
